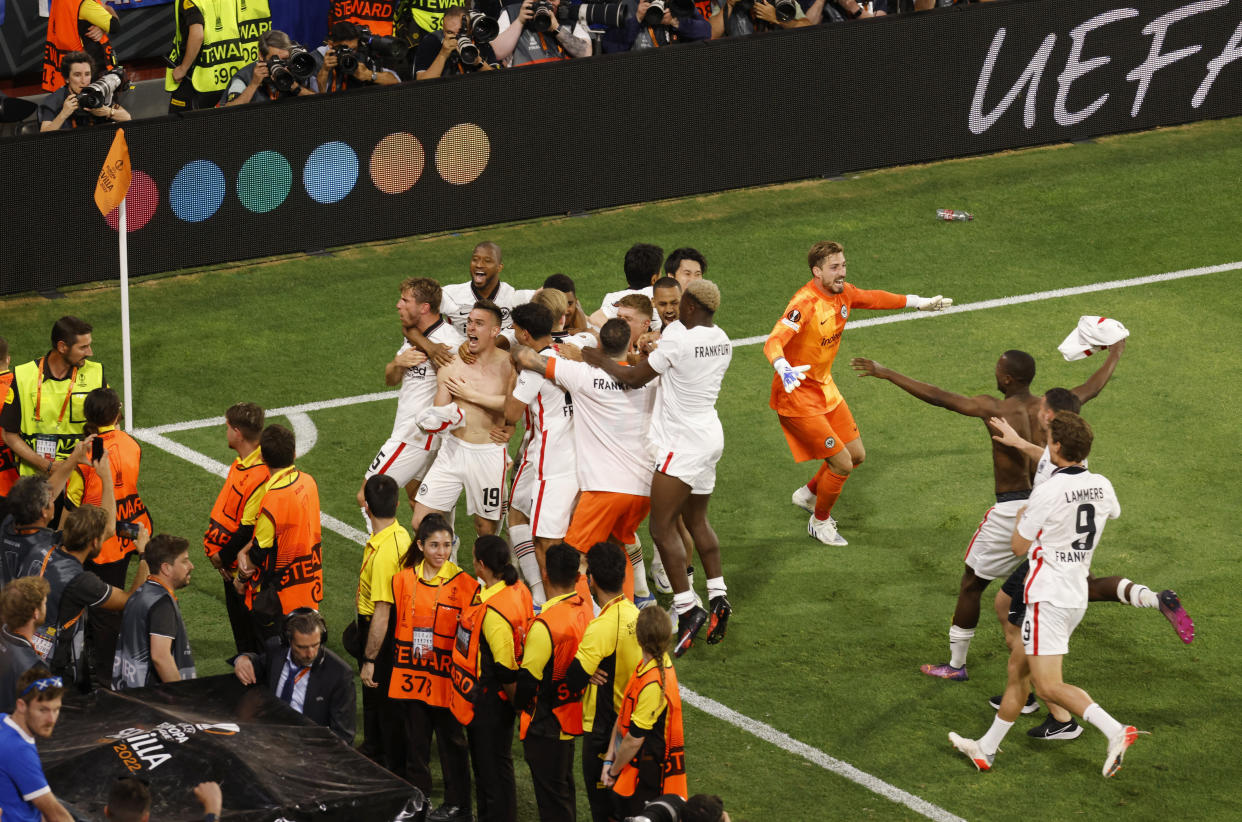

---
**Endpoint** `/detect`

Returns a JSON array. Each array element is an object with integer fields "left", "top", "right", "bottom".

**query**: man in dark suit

[{"left": 233, "top": 608, "right": 356, "bottom": 743}]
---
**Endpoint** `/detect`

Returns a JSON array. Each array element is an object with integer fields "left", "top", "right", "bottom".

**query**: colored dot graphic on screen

[
  {"left": 436, "top": 123, "right": 490, "bottom": 186},
  {"left": 304, "top": 141, "right": 359, "bottom": 205},
  {"left": 370, "top": 132, "right": 425, "bottom": 195},
  {"left": 237, "top": 150, "right": 293, "bottom": 213},
  {"left": 104, "top": 170, "right": 158, "bottom": 232},
  {"left": 170, "top": 160, "right": 226, "bottom": 223}
]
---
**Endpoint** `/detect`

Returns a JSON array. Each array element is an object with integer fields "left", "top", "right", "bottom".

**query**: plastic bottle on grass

[{"left": 937, "top": 209, "right": 973, "bottom": 221}]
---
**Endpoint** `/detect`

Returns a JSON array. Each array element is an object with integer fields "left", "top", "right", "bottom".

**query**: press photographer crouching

[
  {"left": 316, "top": 22, "right": 402, "bottom": 91},
  {"left": 492, "top": 0, "right": 593, "bottom": 67},
  {"left": 623, "top": 0, "right": 709, "bottom": 50},
  {"left": 37, "top": 52, "right": 130, "bottom": 132},
  {"left": 414, "top": 7, "right": 500, "bottom": 80},
  {"left": 222, "top": 31, "right": 317, "bottom": 107}
]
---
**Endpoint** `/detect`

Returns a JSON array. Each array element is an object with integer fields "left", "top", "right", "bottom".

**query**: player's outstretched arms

[
  {"left": 1073, "top": 338, "right": 1125, "bottom": 405},
  {"left": 907, "top": 294, "right": 954, "bottom": 311},
  {"left": 851, "top": 358, "right": 998, "bottom": 418},
  {"left": 988, "top": 416, "right": 1042, "bottom": 459}
]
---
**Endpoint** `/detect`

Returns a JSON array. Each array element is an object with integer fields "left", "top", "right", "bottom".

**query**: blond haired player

[{"left": 764, "top": 241, "right": 952, "bottom": 546}]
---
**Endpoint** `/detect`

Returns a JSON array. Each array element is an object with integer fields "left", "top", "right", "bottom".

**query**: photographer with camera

[
  {"left": 413, "top": 6, "right": 498, "bottom": 80},
  {"left": 492, "top": 0, "right": 591, "bottom": 67},
  {"left": 716, "top": 0, "right": 818, "bottom": 36},
  {"left": 37, "top": 52, "right": 130, "bottom": 132},
  {"left": 620, "top": 0, "right": 709, "bottom": 51},
  {"left": 222, "top": 30, "right": 318, "bottom": 106},
  {"left": 316, "top": 21, "right": 401, "bottom": 91}
]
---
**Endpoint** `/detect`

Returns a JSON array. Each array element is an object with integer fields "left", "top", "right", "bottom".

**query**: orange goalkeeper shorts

[{"left": 778, "top": 401, "right": 859, "bottom": 463}]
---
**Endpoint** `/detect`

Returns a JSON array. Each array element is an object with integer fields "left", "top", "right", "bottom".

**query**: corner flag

[{"left": 94, "top": 128, "right": 132, "bottom": 216}]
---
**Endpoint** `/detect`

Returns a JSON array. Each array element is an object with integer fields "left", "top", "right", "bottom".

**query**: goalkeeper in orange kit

[{"left": 764, "top": 241, "right": 953, "bottom": 545}]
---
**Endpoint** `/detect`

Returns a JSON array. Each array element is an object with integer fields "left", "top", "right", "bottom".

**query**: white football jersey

[
  {"left": 597, "top": 286, "right": 662, "bottom": 331},
  {"left": 645, "top": 321, "right": 732, "bottom": 454},
  {"left": 391, "top": 318, "right": 465, "bottom": 442},
  {"left": 1033, "top": 444, "right": 1089, "bottom": 488},
  {"left": 512, "top": 346, "right": 576, "bottom": 481},
  {"left": 1018, "top": 466, "right": 1120, "bottom": 608},
  {"left": 549, "top": 358, "right": 657, "bottom": 496},
  {"left": 439, "top": 281, "right": 537, "bottom": 336}
]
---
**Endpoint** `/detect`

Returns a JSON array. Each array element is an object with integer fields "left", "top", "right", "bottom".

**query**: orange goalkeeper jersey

[{"left": 765, "top": 281, "right": 906, "bottom": 416}]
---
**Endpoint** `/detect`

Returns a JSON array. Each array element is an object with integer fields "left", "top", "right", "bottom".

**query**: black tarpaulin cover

[{"left": 38, "top": 674, "right": 425, "bottom": 821}]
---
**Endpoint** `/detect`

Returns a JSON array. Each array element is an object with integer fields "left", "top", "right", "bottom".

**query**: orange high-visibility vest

[
  {"left": 256, "top": 472, "right": 323, "bottom": 613},
  {"left": 329, "top": 0, "right": 394, "bottom": 36},
  {"left": 0, "top": 371, "right": 17, "bottom": 496},
  {"left": 519, "top": 591, "right": 591, "bottom": 740},
  {"left": 43, "top": 0, "right": 116, "bottom": 92},
  {"left": 203, "top": 452, "right": 269, "bottom": 564},
  {"left": 448, "top": 581, "right": 531, "bottom": 725},
  {"left": 388, "top": 564, "right": 478, "bottom": 706},
  {"left": 75, "top": 429, "right": 151, "bottom": 565},
  {"left": 614, "top": 657, "right": 687, "bottom": 800}
]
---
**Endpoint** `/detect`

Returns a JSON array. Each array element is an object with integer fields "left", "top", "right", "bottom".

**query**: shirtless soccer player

[
  {"left": 584, "top": 280, "right": 732, "bottom": 655},
  {"left": 357, "top": 278, "right": 464, "bottom": 524},
  {"left": 412, "top": 301, "right": 516, "bottom": 538},
  {"left": 765, "top": 241, "right": 952, "bottom": 546}
]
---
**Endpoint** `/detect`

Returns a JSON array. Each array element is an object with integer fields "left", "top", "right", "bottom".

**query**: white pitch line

[{"left": 680, "top": 689, "right": 966, "bottom": 822}]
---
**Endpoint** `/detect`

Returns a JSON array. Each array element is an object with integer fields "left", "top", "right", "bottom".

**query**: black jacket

[{"left": 240, "top": 636, "right": 356, "bottom": 743}]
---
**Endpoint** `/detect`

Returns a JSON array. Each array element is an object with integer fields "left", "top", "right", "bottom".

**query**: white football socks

[
  {"left": 1117, "top": 578, "right": 1159, "bottom": 608},
  {"left": 706, "top": 576, "right": 727, "bottom": 600},
  {"left": 979, "top": 715, "right": 1014, "bottom": 756},
  {"left": 627, "top": 542, "right": 650, "bottom": 597},
  {"left": 949, "top": 625, "right": 975, "bottom": 669},
  {"left": 672, "top": 590, "right": 697, "bottom": 615},
  {"left": 509, "top": 524, "right": 545, "bottom": 604},
  {"left": 1084, "top": 703, "right": 1124, "bottom": 739}
]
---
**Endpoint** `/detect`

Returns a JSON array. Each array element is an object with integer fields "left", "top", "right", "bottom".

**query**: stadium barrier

[{"left": 2, "top": 0, "right": 1240, "bottom": 295}]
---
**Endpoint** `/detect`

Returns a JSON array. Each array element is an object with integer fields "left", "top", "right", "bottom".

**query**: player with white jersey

[
  {"left": 584, "top": 280, "right": 732, "bottom": 657},
  {"left": 511, "top": 317, "right": 659, "bottom": 604},
  {"left": 357, "top": 279, "right": 465, "bottom": 524},
  {"left": 439, "top": 242, "right": 536, "bottom": 335},
  {"left": 501, "top": 303, "right": 577, "bottom": 605},
  {"left": 588, "top": 243, "right": 664, "bottom": 331},
  {"left": 950, "top": 411, "right": 1143, "bottom": 778}
]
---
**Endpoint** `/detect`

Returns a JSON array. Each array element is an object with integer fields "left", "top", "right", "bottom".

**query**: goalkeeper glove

[
  {"left": 908, "top": 294, "right": 954, "bottom": 311},
  {"left": 773, "top": 357, "right": 810, "bottom": 393}
]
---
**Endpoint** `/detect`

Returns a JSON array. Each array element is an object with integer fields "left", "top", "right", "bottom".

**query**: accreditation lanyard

[
  {"left": 33, "top": 358, "right": 78, "bottom": 423},
  {"left": 412, "top": 564, "right": 449, "bottom": 657}
]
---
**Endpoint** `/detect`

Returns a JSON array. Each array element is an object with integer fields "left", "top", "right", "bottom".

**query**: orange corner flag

[{"left": 94, "top": 128, "right": 132, "bottom": 217}]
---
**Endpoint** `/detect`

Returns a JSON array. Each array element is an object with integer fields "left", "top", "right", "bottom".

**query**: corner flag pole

[{"left": 94, "top": 128, "right": 133, "bottom": 429}]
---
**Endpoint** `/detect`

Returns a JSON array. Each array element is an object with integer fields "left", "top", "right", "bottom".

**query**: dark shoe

[
  {"left": 706, "top": 596, "right": 731, "bottom": 644},
  {"left": 988, "top": 691, "right": 1039, "bottom": 714},
  {"left": 428, "top": 805, "right": 473, "bottom": 822},
  {"left": 674, "top": 606, "right": 708, "bottom": 657},
  {"left": 1027, "top": 715, "right": 1084, "bottom": 740}
]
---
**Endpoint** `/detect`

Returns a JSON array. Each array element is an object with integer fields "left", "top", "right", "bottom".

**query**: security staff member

[
  {"left": 203, "top": 402, "right": 269, "bottom": 655},
  {"left": 379, "top": 514, "right": 476, "bottom": 822},
  {"left": 167, "top": 0, "right": 245, "bottom": 112},
  {"left": 565, "top": 542, "right": 641, "bottom": 822},
  {"left": 516, "top": 543, "right": 591, "bottom": 822},
  {"left": 65, "top": 388, "right": 150, "bottom": 681},
  {"left": 448, "top": 535, "right": 532, "bottom": 822},
  {"left": 113, "top": 534, "right": 195, "bottom": 689},
  {"left": 356, "top": 475, "right": 412, "bottom": 771},
  {"left": 1, "top": 317, "right": 105, "bottom": 479},
  {"left": 42, "top": 0, "right": 118, "bottom": 92},
  {"left": 330, "top": 0, "right": 395, "bottom": 36},
  {"left": 237, "top": 425, "right": 323, "bottom": 639},
  {"left": 1, "top": 338, "right": 20, "bottom": 505},
  {"left": 38, "top": 52, "right": 132, "bottom": 132}
]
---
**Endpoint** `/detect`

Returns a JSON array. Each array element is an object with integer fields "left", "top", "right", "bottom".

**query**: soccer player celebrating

[{"left": 765, "top": 241, "right": 952, "bottom": 546}]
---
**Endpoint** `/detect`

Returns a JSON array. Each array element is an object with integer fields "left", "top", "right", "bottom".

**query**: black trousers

[
  {"left": 582, "top": 726, "right": 619, "bottom": 822},
  {"left": 85, "top": 553, "right": 131, "bottom": 687},
  {"left": 468, "top": 697, "right": 517, "bottom": 822},
  {"left": 356, "top": 614, "right": 407, "bottom": 773},
  {"left": 523, "top": 733, "right": 577, "bottom": 822},
  {"left": 168, "top": 76, "right": 222, "bottom": 113},
  {"left": 402, "top": 698, "right": 471, "bottom": 810},
  {"left": 223, "top": 575, "right": 263, "bottom": 655}
]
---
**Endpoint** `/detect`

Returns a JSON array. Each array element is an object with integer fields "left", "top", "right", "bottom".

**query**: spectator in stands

[
  {"left": 42, "top": 0, "right": 118, "bottom": 93},
  {"left": 316, "top": 21, "right": 401, "bottom": 91},
  {"left": 222, "top": 31, "right": 319, "bottom": 107},
  {"left": 38, "top": 52, "right": 130, "bottom": 133},
  {"left": 621, "top": 0, "right": 710, "bottom": 50},
  {"left": 1, "top": 577, "right": 49, "bottom": 712},
  {"left": 0, "top": 667, "right": 74, "bottom": 822},
  {"left": 414, "top": 6, "right": 498, "bottom": 80},
  {"left": 492, "top": 0, "right": 592, "bottom": 67}
]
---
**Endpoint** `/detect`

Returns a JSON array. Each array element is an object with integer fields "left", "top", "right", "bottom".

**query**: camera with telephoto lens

[
  {"left": 735, "top": 0, "right": 796, "bottom": 19},
  {"left": 642, "top": 0, "right": 667, "bottom": 25},
  {"left": 529, "top": 0, "right": 557, "bottom": 32},
  {"left": 354, "top": 24, "right": 408, "bottom": 63},
  {"left": 77, "top": 67, "right": 127, "bottom": 109},
  {"left": 456, "top": 10, "right": 500, "bottom": 65},
  {"left": 333, "top": 44, "right": 374, "bottom": 73},
  {"left": 624, "top": 795, "right": 685, "bottom": 822},
  {"left": 558, "top": 1, "right": 628, "bottom": 27},
  {"left": 267, "top": 46, "right": 315, "bottom": 92}
]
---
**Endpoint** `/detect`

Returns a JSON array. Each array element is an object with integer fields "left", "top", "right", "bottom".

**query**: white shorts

[
  {"left": 528, "top": 473, "right": 579, "bottom": 540},
  {"left": 415, "top": 436, "right": 508, "bottom": 522},
  {"left": 1022, "top": 601, "right": 1085, "bottom": 656},
  {"left": 651, "top": 444, "right": 722, "bottom": 496},
  {"left": 364, "top": 435, "right": 439, "bottom": 489},
  {"left": 963, "top": 497, "right": 1028, "bottom": 581},
  {"left": 509, "top": 458, "right": 535, "bottom": 518}
]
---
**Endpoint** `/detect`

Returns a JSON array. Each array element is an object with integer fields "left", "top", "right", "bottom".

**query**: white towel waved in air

[{"left": 1058, "top": 316, "right": 1130, "bottom": 361}]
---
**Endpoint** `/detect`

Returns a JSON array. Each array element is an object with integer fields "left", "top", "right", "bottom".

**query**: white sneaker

[
  {"left": 808, "top": 515, "right": 848, "bottom": 546},
  {"left": 651, "top": 563, "right": 673, "bottom": 594},
  {"left": 792, "top": 485, "right": 815, "bottom": 513},
  {"left": 1103, "top": 726, "right": 1140, "bottom": 778},
  {"left": 948, "top": 732, "right": 994, "bottom": 771}
]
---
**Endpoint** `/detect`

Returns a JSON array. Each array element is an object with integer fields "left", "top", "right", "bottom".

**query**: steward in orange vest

[
  {"left": 329, "top": 0, "right": 394, "bottom": 36},
  {"left": 0, "top": 364, "right": 18, "bottom": 498},
  {"left": 516, "top": 544, "right": 592, "bottom": 821},
  {"left": 448, "top": 535, "right": 532, "bottom": 822},
  {"left": 604, "top": 608, "right": 687, "bottom": 814},
  {"left": 43, "top": 0, "right": 118, "bottom": 92},
  {"left": 387, "top": 516, "right": 477, "bottom": 814}
]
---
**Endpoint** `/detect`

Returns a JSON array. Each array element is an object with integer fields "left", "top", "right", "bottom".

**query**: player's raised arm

[
  {"left": 851, "top": 358, "right": 997, "bottom": 418},
  {"left": 989, "top": 416, "right": 1043, "bottom": 460},
  {"left": 1071, "top": 338, "right": 1125, "bottom": 405}
]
